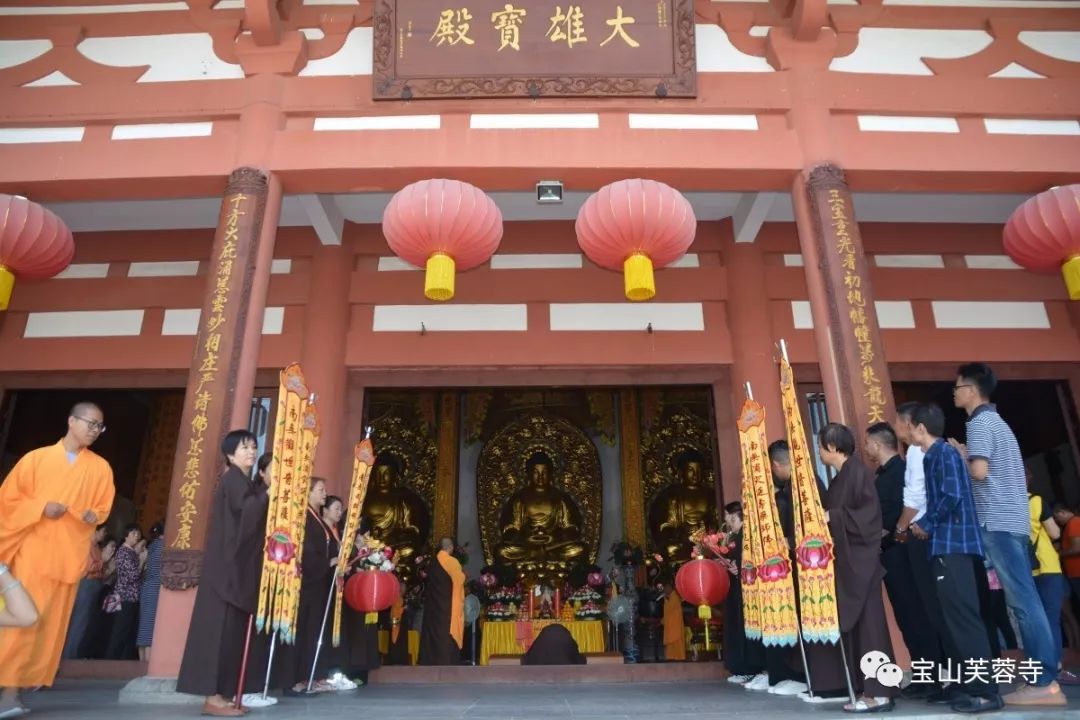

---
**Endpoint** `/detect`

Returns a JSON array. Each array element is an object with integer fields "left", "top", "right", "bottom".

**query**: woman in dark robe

[
  {"left": 176, "top": 429, "right": 259, "bottom": 718},
  {"left": 521, "top": 624, "right": 586, "bottom": 665},
  {"left": 418, "top": 536, "right": 464, "bottom": 665},
  {"left": 278, "top": 476, "right": 338, "bottom": 694},
  {"left": 806, "top": 423, "right": 897, "bottom": 713},
  {"left": 236, "top": 453, "right": 278, "bottom": 708},
  {"left": 316, "top": 495, "right": 358, "bottom": 690},
  {"left": 721, "top": 501, "right": 766, "bottom": 682},
  {"left": 342, "top": 518, "right": 383, "bottom": 681}
]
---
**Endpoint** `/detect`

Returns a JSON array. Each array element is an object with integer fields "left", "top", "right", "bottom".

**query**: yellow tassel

[
  {"left": 425, "top": 252, "right": 455, "bottom": 301},
  {"left": 0, "top": 265, "right": 14, "bottom": 311},
  {"left": 697, "top": 604, "right": 712, "bottom": 620},
  {"left": 623, "top": 252, "right": 655, "bottom": 302},
  {"left": 1063, "top": 255, "right": 1080, "bottom": 301},
  {"left": 365, "top": 612, "right": 378, "bottom": 625},
  {"left": 705, "top": 622, "right": 710, "bottom": 651}
]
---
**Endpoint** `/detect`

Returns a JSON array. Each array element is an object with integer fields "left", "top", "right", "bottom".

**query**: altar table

[{"left": 479, "top": 619, "right": 605, "bottom": 665}]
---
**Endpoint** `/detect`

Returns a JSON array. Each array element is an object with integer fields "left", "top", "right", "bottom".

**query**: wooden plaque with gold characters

[{"left": 373, "top": 0, "right": 697, "bottom": 99}]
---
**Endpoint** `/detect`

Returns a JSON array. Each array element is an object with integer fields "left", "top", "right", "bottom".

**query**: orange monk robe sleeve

[
  {"left": 69, "top": 460, "right": 115, "bottom": 531},
  {"left": 391, "top": 596, "right": 404, "bottom": 644},
  {"left": 0, "top": 451, "right": 51, "bottom": 561},
  {"left": 663, "top": 590, "right": 686, "bottom": 661},
  {"left": 437, "top": 551, "right": 466, "bottom": 649}
]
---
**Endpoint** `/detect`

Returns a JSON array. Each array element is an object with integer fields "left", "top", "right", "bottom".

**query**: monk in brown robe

[
  {"left": 176, "top": 429, "right": 259, "bottom": 717},
  {"left": 0, "top": 402, "right": 115, "bottom": 718},
  {"left": 237, "top": 453, "right": 278, "bottom": 708},
  {"left": 419, "top": 536, "right": 465, "bottom": 665},
  {"left": 807, "top": 423, "right": 898, "bottom": 713},
  {"left": 522, "top": 623, "right": 585, "bottom": 665}
]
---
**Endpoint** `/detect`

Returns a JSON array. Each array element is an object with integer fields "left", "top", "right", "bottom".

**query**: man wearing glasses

[
  {"left": 949, "top": 363, "right": 1065, "bottom": 707},
  {"left": 0, "top": 403, "right": 116, "bottom": 719}
]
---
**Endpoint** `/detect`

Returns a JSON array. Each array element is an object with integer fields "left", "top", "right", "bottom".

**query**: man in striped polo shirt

[{"left": 950, "top": 362, "right": 1064, "bottom": 706}]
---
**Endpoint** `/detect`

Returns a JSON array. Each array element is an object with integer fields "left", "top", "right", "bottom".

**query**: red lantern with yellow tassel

[
  {"left": 675, "top": 558, "right": 730, "bottom": 650},
  {"left": 575, "top": 179, "right": 696, "bottom": 301},
  {"left": 345, "top": 570, "right": 401, "bottom": 624},
  {"left": 0, "top": 194, "right": 75, "bottom": 311},
  {"left": 381, "top": 179, "right": 503, "bottom": 301},
  {"left": 1003, "top": 184, "right": 1080, "bottom": 301}
]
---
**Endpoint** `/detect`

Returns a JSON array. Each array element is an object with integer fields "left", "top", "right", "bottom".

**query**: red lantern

[
  {"left": 382, "top": 179, "right": 503, "bottom": 301},
  {"left": 575, "top": 179, "right": 696, "bottom": 301},
  {"left": 0, "top": 194, "right": 75, "bottom": 310},
  {"left": 675, "top": 558, "right": 730, "bottom": 619},
  {"left": 1003, "top": 185, "right": 1080, "bottom": 300},
  {"left": 345, "top": 570, "right": 401, "bottom": 613}
]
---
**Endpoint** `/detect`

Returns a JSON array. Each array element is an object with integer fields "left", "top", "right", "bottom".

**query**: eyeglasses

[
  {"left": 76, "top": 417, "right": 106, "bottom": 433},
  {"left": 952, "top": 384, "right": 974, "bottom": 393}
]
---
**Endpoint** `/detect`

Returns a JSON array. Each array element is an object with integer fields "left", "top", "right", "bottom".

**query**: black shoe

[
  {"left": 901, "top": 684, "right": 933, "bottom": 700},
  {"left": 927, "top": 687, "right": 966, "bottom": 705},
  {"left": 951, "top": 695, "right": 1004, "bottom": 714}
]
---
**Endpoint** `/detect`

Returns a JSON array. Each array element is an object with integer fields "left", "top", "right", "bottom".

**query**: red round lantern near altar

[
  {"left": 382, "top": 179, "right": 503, "bottom": 301},
  {"left": 675, "top": 558, "right": 729, "bottom": 650},
  {"left": 345, "top": 570, "right": 400, "bottom": 616},
  {"left": 1003, "top": 184, "right": 1080, "bottom": 301},
  {"left": 575, "top": 179, "right": 696, "bottom": 301},
  {"left": 0, "top": 194, "right": 75, "bottom": 311}
]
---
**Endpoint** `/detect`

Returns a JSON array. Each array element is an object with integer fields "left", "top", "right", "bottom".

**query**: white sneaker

[
  {"left": 727, "top": 674, "right": 755, "bottom": 685},
  {"left": 328, "top": 674, "right": 358, "bottom": 691},
  {"left": 797, "top": 691, "right": 846, "bottom": 704},
  {"left": 241, "top": 694, "right": 277, "bottom": 708},
  {"left": 744, "top": 673, "right": 770, "bottom": 691},
  {"left": 769, "top": 680, "right": 808, "bottom": 696}
]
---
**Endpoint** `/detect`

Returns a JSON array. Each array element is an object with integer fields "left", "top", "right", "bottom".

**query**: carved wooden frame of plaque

[{"left": 372, "top": 0, "right": 697, "bottom": 100}]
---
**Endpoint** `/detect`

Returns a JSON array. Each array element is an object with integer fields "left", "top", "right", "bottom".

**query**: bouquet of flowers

[
  {"left": 689, "top": 524, "right": 738, "bottom": 575},
  {"left": 486, "top": 586, "right": 523, "bottom": 607},
  {"left": 568, "top": 586, "right": 603, "bottom": 604},
  {"left": 352, "top": 534, "right": 396, "bottom": 572},
  {"left": 574, "top": 600, "right": 606, "bottom": 620},
  {"left": 485, "top": 601, "right": 517, "bottom": 621}
]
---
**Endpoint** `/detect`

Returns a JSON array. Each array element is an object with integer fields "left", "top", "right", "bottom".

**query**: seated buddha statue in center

[
  {"left": 649, "top": 449, "right": 718, "bottom": 564},
  {"left": 361, "top": 453, "right": 431, "bottom": 566},
  {"left": 494, "top": 451, "right": 586, "bottom": 568}
]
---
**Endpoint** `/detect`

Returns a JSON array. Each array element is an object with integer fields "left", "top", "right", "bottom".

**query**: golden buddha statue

[
  {"left": 649, "top": 450, "right": 718, "bottom": 564},
  {"left": 495, "top": 452, "right": 586, "bottom": 574},
  {"left": 361, "top": 453, "right": 430, "bottom": 567}
]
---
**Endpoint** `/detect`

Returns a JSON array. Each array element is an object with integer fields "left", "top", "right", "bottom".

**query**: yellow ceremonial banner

[
  {"left": 257, "top": 363, "right": 309, "bottom": 642},
  {"left": 332, "top": 432, "right": 376, "bottom": 648},
  {"left": 736, "top": 400, "right": 799, "bottom": 647},
  {"left": 779, "top": 354, "right": 840, "bottom": 645},
  {"left": 282, "top": 397, "right": 321, "bottom": 642}
]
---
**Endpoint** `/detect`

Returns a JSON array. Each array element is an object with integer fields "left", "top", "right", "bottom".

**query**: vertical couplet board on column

[
  {"left": 618, "top": 389, "right": 646, "bottom": 547},
  {"left": 161, "top": 168, "right": 270, "bottom": 590},
  {"left": 434, "top": 390, "right": 460, "bottom": 541},
  {"left": 804, "top": 164, "right": 895, "bottom": 441}
]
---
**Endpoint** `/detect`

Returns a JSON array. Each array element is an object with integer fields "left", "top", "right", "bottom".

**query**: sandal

[{"left": 843, "top": 697, "right": 894, "bottom": 713}]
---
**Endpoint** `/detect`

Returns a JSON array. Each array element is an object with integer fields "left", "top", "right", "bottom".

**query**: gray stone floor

[{"left": 19, "top": 679, "right": 1080, "bottom": 720}]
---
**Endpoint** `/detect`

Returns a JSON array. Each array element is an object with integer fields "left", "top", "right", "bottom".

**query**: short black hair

[
  {"left": 324, "top": 495, "right": 343, "bottom": 514},
  {"left": 149, "top": 520, "right": 165, "bottom": 540},
  {"left": 257, "top": 452, "right": 273, "bottom": 475},
  {"left": 123, "top": 523, "right": 142, "bottom": 540},
  {"left": 866, "top": 422, "right": 898, "bottom": 451},
  {"left": 818, "top": 423, "right": 856, "bottom": 456},
  {"left": 896, "top": 402, "right": 921, "bottom": 423},
  {"left": 913, "top": 403, "right": 946, "bottom": 439},
  {"left": 723, "top": 501, "right": 743, "bottom": 517},
  {"left": 310, "top": 475, "right": 327, "bottom": 491},
  {"left": 957, "top": 362, "right": 997, "bottom": 399},
  {"left": 221, "top": 429, "right": 257, "bottom": 465},
  {"left": 767, "top": 439, "right": 790, "bottom": 462}
]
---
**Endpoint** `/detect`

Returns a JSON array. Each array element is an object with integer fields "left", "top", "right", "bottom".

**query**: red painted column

[{"left": 301, "top": 241, "right": 353, "bottom": 496}]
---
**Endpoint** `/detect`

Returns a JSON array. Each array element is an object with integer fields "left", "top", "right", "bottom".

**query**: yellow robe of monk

[
  {"left": 663, "top": 590, "right": 687, "bottom": 661},
  {"left": 0, "top": 441, "right": 115, "bottom": 687},
  {"left": 437, "top": 551, "right": 466, "bottom": 649}
]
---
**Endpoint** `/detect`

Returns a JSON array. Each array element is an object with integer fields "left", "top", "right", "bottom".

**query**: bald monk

[
  {"left": 0, "top": 403, "right": 115, "bottom": 718},
  {"left": 418, "top": 536, "right": 465, "bottom": 665},
  {"left": 662, "top": 585, "right": 686, "bottom": 661}
]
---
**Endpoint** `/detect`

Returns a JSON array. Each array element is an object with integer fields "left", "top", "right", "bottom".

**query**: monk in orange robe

[
  {"left": 418, "top": 537, "right": 465, "bottom": 665},
  {"left": 663, "top": 587, "right": 687, "bottom": 661},
  {"left": 0, "top": 403, "right": 115, "bottom": 717}
]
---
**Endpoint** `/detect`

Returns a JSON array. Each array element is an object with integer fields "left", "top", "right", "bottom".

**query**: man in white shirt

[{"left": 893, "top": 403, "right": 956, "bottom": 704}]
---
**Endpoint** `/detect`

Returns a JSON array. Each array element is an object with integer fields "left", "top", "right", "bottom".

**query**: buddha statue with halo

[
  {"left": 360, "top": 453, "right": 431, "bottom": 568},
  {"left": 494, "top": 451, "right": 587, "bottom": 575},
  {"left": 649, "top": 449, "right": 718, "bottom": 564}
]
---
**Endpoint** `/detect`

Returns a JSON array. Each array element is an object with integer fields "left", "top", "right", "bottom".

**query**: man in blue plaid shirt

[{"left": 910, "top": 403, "right": 1002, "bottom": 714}]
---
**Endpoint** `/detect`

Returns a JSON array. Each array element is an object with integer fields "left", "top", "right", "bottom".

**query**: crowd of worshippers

[
  {"left": 60, "top": 519, "right": 165, "bottom": 663},
  {"left": 723, "top": 362, "right": 1079, "bottom": 715}
]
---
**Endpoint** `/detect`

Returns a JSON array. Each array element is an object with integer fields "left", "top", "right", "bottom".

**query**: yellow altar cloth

[
  {"left": 479, "top": 620, "right": 605, "bottom": 665},
  {"left": 377, "top": 629, "right": 420, "bottom": 665}
]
